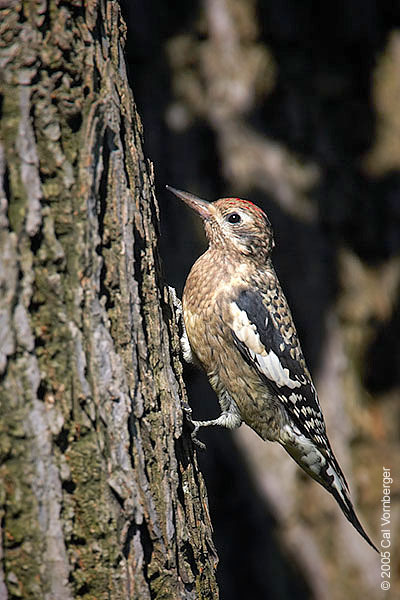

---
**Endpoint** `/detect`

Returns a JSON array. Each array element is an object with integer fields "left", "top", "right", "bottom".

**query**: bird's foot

[{"left": 182, "top": 402, "right": 206, "bottom": 450}]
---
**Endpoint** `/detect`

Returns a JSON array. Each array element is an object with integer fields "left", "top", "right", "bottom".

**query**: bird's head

[{"left": 167, "top": 186, "right": 275, "bottom": 260}]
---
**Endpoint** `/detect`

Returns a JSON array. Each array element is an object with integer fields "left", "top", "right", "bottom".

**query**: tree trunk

[{"left": 0, "top": 2, "right": 218, "bottom": 599}]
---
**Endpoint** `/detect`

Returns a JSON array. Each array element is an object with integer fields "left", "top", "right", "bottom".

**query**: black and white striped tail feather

[{"left": 285, "top": 439, "right": 378, "bottom": 552}]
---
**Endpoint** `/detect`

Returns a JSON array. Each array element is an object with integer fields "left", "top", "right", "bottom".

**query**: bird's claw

[
  {"left": 182, "top": 404, "right": 207, "bottom": 450},
  {"left": 191, "top": 429, "right": 206, "bottom": 451},
  {"left": 182, "top": 401, "right": 192, "bottom": 417}
]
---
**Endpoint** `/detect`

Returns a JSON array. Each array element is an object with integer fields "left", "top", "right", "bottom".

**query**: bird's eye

[{"left": 227, "top": 212, "right": 241, "bottom": 224}]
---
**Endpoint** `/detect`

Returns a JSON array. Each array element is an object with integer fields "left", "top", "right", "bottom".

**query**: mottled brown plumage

[{"left": 166, "top": 185, "right": 377, "bottom": 552}]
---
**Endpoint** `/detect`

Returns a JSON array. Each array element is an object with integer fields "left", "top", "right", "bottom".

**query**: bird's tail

[
  {"left": 327, "top": 469, "right": 379, "bottom": 552},
  {"left": 284, "top": 439, "right": 378, "bottom": 552}
]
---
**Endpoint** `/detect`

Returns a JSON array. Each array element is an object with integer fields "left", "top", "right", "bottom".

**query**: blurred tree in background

[{"left": 121, "top": 1, "right": 400, "bottom": 599}]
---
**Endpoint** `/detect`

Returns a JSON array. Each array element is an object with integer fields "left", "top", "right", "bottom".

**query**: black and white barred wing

[
  {"left": 229, "top": 288, "right": 329, "bottom": 450},
  {"left": 228, "top": 289, "right": 351, "bottom": 495}
]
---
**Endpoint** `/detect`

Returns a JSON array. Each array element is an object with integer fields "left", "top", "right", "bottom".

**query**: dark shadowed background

[{"left": 120, "top": 2, "right": 400, "bottom": 598}]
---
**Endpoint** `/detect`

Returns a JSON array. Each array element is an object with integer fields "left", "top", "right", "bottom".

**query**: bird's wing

[
  {"left": 229, "top": 288, "right": 327, "bottom": 441},
  {"left": 229, "top": 287, "right": 352, "bottom": 499}
]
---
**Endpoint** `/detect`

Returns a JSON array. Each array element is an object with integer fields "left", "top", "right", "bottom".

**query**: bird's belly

[{"left": 184, "top": 307, "right": 283, "bottom": 441}]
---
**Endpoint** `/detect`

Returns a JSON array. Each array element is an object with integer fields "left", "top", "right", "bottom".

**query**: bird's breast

[
  {"left": 182, "top": 252, "right": 288, "bottom": 439},
  {"left": 182, "top": 250, "right": 260, "bottom": 373}
]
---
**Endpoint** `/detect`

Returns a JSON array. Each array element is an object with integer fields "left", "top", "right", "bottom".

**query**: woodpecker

[{"left": 166, "top": 185, "right": 377, "bottom": 552}]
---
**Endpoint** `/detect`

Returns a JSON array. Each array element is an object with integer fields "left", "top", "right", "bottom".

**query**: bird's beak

[{"left": 166, "top": 185, "right": 212, "bottom": 220}]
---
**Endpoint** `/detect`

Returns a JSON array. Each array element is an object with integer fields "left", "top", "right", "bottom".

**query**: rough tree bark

[{"left": 0, "top": 1, "right": 218, "bottom": 599}]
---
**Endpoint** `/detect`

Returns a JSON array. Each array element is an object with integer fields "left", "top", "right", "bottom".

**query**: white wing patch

[
  {"left": 229, "top": 301, "right": 265, "bottom": 354},
  {"left": 230, "top": 301, "right": 302, "bottom": 390}
]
